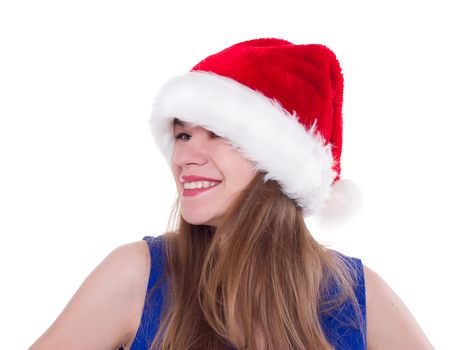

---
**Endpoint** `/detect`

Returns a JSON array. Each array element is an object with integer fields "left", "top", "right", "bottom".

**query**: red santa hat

[{"left": 149, "top": 38, "right": 361, "bottom": 222}]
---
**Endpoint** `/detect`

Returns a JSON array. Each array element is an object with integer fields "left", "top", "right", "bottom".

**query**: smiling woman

[
  {"left": 171, "top": 118, "right": 257, "bottom": 227},
  {"left": 28, "top": 38, "right": 434, "bottom": 350}
]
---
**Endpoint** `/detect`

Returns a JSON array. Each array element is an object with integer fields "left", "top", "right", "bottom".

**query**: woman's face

[{"left": 172, "top": 119, "right": 257, "bottom": 227}]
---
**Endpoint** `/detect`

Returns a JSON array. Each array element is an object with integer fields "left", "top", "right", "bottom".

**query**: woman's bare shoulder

[
  {"left": 28, "top": 239, "right": 152, "bottom": 350},
  {"left": 120, "top": 239, "right": 153, "bottom": 348},
  {"left": 363, "top": 264, "right": 434, "bottom": 350}
]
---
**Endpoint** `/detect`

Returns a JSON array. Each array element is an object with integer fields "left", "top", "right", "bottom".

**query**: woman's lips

[{"left": 182, "top": 182, "right": 222, "bottom": 197}]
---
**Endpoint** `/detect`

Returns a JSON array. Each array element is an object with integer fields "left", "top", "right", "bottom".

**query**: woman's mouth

[{"left": 182, "top": 182, "right": 222, "bottom": 197}]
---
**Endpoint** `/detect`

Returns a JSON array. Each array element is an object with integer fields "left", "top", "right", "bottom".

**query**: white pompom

[{"left": 312, "top": 179, "right": 363, "bottom": 228}]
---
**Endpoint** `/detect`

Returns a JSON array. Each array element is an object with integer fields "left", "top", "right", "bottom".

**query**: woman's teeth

[{"left": 183, "top": 181, "right": 219, "bottom": 189}]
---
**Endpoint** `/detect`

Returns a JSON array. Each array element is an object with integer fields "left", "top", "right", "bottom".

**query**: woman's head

[
  {"left": 171, "top": 118, "right": 257, "bottom": 226},
  {"left": 149, "top": 38, "right": 361, "bottom": 222}
]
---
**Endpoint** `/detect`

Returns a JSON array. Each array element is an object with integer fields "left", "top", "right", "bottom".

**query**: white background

[{"left": 1, "top": 1, "right": 452, "bottom": 349}]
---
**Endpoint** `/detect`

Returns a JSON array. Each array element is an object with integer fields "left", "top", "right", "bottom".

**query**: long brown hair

[{"left": 149, "top": 171, "right": 363, "bottom": 350}]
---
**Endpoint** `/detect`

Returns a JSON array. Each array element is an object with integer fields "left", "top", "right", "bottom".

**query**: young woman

[{"left": 29, "top": 38, "right": 434, "bottom": 350}]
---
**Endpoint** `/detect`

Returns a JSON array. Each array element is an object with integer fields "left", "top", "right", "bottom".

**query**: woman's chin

[{"left": 182, "top": 214, "right": 219, "bottom": 227}]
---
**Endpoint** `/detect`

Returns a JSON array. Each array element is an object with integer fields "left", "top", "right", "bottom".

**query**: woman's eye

[
  {"left": 174, "top": 132, "right": 220, "bottom": 140},
  {"left": 175, "top": 132, "right": 190, "bottom": 141}
]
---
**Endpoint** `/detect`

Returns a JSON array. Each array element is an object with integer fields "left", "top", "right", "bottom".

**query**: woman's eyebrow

[{"left": 173, "top": 118, "right": 186, "bottom": 127}]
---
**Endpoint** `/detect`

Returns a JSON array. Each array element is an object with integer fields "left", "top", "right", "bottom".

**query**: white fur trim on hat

[{"left": 149, "top": 71, "right": 337, "bottom": 216}]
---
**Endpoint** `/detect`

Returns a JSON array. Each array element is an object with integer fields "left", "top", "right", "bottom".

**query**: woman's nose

[{"left": 172, "top": 137, "right": 209, "bottom": 167}]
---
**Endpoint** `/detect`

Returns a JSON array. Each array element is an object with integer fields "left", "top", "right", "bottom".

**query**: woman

[{"left": 29, "top": 38, "right": 434, "bottom": 349}]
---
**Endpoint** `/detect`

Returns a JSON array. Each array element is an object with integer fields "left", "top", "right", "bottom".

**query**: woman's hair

[{"left": 148, "top": 171, "right": 363, "bottom": 350}]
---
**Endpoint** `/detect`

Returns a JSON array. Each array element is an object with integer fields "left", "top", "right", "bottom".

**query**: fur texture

[{"left": 149, "top": 71, "right": 336, "bottom": 216}]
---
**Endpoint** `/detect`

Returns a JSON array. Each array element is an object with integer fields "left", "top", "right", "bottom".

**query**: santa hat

[{"left": 149, "top": 38, "right": 361, "bottom": 222}]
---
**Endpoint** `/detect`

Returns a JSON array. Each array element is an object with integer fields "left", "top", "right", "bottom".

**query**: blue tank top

[{"left": 122, "top": 235, "right": 367, "bottom": 350}]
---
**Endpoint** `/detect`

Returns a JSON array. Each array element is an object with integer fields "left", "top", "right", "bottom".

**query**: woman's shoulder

[
  {"left": 27, "top": 238, "right": 154, "bottom": 350},
  {"left": 104, "top": 239, "right": 153, "bottom": 347},
  {"left": 361, "top": 264, "right": 435, "bottom": 349},
  {"left": 118, "top": 235, "right": 171, "bottom": 348},
  {"left": 87, "top": 236, "right": 164, "bottom": 349},
  {"left": 121, "top": 234, "right": 171, "bottom": 349}
]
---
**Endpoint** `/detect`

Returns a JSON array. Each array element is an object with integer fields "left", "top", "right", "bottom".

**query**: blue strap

[{"left": 320, "top": 255, "right": 367, "bottom": 349}]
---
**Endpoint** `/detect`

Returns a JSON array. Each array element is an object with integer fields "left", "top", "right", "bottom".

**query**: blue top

[{"left": 121, "top": 235, "right": 367, "bottom": 350}]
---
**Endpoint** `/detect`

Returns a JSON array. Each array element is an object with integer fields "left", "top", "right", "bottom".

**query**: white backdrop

[{"left": 1, "top": 1, "right": 452, "bottom": 348}]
